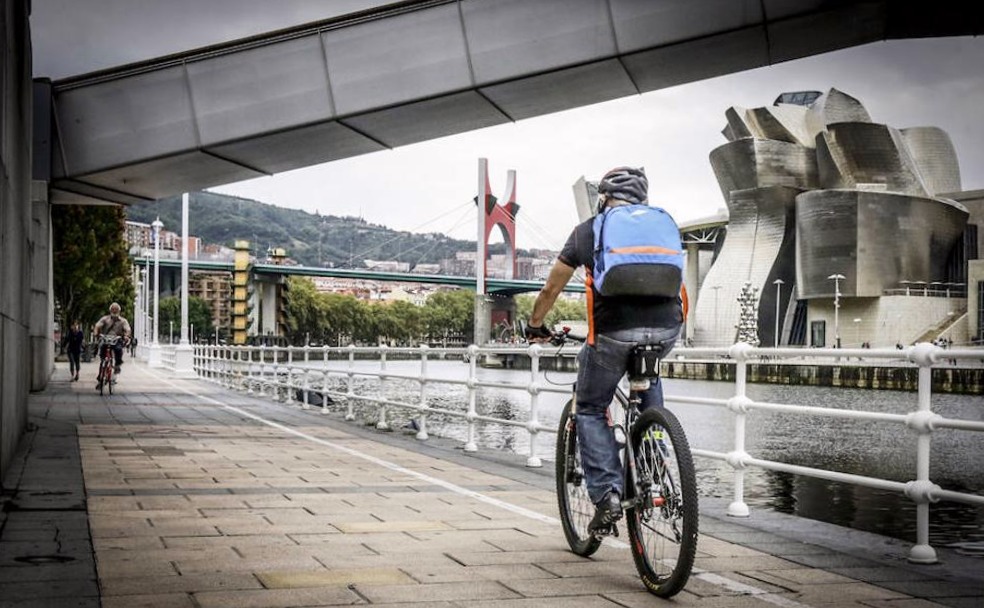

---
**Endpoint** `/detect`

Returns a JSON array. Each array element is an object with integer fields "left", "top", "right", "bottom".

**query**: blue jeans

[{"left": 575, "top": 326, "right": 679, "bottom": 504}]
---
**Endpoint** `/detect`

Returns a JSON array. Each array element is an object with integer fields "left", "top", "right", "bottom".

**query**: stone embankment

[{"left": 661, "top": 359, "right": 984, "bottom": 394}]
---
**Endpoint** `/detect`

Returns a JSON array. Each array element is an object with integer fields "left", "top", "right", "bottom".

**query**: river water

[{"left": 299, "top": 358, "right": 984, "bottom": 555}]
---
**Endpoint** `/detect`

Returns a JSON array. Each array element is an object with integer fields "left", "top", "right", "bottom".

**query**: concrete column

[
  {"left": 29, "top": 182, "right": 54, "bottom": 391},
  {"left": 261, "top": 282, "right": 278, "bottom": 336},
  {"left": 473, "top": 294, "right": 492, "bottom": 345},
  {"left": 1, "top": 0, "right": 34, "bottom": 479},
  {"left": 685, "top": 242, "right": 700, "bottom": 343}
]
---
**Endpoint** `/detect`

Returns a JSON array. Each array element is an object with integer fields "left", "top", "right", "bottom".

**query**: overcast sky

[{"left": 31, "top": 3, "right": 984, "bottom": 250}]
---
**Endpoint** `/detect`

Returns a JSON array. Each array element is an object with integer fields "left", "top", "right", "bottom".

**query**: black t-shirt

[{"left": 558, "top": 217, "right": 682, "bottom": 335}]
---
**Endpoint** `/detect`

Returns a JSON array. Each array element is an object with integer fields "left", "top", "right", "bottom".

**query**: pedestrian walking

[{"left": 64, "top": 321, "right": 85, "bottom": 381}]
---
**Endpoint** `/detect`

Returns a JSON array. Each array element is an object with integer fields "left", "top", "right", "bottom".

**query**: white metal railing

[
  {"left": 159, "top": 344, "right": 177, "bottom": 371},
  {"left": 192, "top": 341, "right": 984, "bottom": 564}
]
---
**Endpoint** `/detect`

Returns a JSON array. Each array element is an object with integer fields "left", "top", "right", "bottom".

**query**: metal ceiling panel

[
  {"left": 187, "top": 34, "right": 333, "bottom": 146},
  {"left": 50, "top": 181, "right": 151, "bottom": 206},
  {"left": 479, "top": 59, "right": 636, "bottom": 121},
  {"left": 55, "top": 65, "right": 197, "bottom": 175},
  {"left": 761, "top": 0, "right": 830, "bottom": 21},
  {"left": 342, "top": 91, "right": 508, "bottom": 148},
  {"left": 621, "top": 27, "right": 769, "bottom": 93},
  {"left": 208, "top": 121, "right": 386, "bottom": 174},
  {"left": 77, "top": 151, "right": 263, "bottom": 200},
  {"left": 322, "top": 3, "right": 471, "bottom": 116},
  {"left": 610, "top": 0, "right": 763, "bottom": 53},
  {"left": 461, "top": 0, "right": 615, "bottom": 85},
  {"left": 767, "top": 2, "right": 886, "bottom": 63}
]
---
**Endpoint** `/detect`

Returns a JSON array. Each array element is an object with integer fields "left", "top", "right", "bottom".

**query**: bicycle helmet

[{"left": 597, "top": 166, "right": 648, "bottom": 212}]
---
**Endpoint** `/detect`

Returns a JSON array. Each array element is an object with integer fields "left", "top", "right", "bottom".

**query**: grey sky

[{"left": 31, "top": 3, "right": 984, "bottom": 250}]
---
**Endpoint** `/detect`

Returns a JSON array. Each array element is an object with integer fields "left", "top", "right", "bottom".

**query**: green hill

[{"left": 125, "top": 191, "right": 494, "bottom": 269}]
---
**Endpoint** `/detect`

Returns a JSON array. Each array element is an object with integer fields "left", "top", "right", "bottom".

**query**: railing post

[
  {"left": 377, "top": 345, "right": 390, "bottom": 430},
  {"left": 464, "top": 345, "right": 479, "bottom": 452},
  {"left": 272, "top": 346, "right": 282, "bottom": 401},
  {"left": 416, "top": 345, "right": 429, "bottom": 440},
  {"left": 246, "top": 346, "right": 255, "bottom": 394},
  {"left": 284, "top": 346, "right": 294, "bottom": 404},
  {"left": 906, "top": 343, "right": 942, "bottom": 564},
  {"left": 321, "top": 345, "right": 331, "bottom": 415},
  {"left": 726, "top": 342, "right": 753, "bottom": 517},
  {"left": 345, "top": 344, "right": 356, "bottom": 421},
  {"left": 526, "top": 344, "right": 543, "bottom": 467},
  {"left": 300, "top": 367, "right": 310, "bottom": 410},
  {"left": 258, "top": 345, "right": 267, "bottom": 397}
]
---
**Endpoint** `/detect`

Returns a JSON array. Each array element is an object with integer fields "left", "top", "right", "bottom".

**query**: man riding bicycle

[
  {"left": 526, "top": 167, "right": 684, "bottom": 535},
  {"left": 93, "top": 302, "right": 132, "bottom": 388}
]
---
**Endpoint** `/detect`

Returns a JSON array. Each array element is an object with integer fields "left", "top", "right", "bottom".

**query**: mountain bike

[
  {"left": 552, "top": 329, "right": 698, "bottom": 597},
  {"left": 95, "top": 335, "right": 122, "bottom": 395}
]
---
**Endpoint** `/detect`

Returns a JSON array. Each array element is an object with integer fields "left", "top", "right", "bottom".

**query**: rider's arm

[{"left": 529, "top": 258, "right": 575, "bottom": 327}]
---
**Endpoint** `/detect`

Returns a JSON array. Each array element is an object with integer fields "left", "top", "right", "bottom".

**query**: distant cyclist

[
  {"left": 525, "top": 167, "right": 685, "bottom": 534},
  {"left": 93, "top": 302, "right": 132, "bottom": 387}
]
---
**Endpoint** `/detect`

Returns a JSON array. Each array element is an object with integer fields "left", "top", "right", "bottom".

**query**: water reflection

[{"left": 302, "top": 359, "right": 984, "bottom": 552}]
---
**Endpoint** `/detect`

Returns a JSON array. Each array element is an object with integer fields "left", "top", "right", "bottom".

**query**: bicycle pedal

[{"left": 591, "top": 523, "right": 619, "bottom": 539}]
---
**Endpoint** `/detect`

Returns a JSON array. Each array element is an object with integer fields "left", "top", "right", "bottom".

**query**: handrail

[{"left": 191, "top": 340, "right": 984, "bottom": 564}]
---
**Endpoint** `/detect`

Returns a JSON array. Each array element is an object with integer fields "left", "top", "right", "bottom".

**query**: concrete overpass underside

[{"left": 45, "top": 0, "right": 983, "bottom": 206}]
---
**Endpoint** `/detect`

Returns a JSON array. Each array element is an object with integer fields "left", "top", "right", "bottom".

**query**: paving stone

[
  {"left": 446, "top": 550, "right": 590, "bottom": 566},
  {"left": 468, "top": 597, "right": 622, "bottom": 608},
  {"left": 503, "top": 574, "right": 645, "bottom": 597},
  {"left": 358, "top": 579, "right": 521, "bottom": 603},
  {"left": 402, "top": 562, "right": 558, "bottom": 584},
  {"left": 694, "top": 555, "right": 803, "bottom": 572},
  {"left": 174, "top": 555, "right": 324, "bottom": 575},
  {"left": 100, "top": 572, "right": 264, "bottom": 595},
  {"left": 256, "top": 567, "right": 414, "bottom": 588},
  {"left": 193, "top": 585, "right": 361, "bottom": 608},
  {"left": 101, "top": 592, "right": 197, "bottom": 608},
  {"left": 333, "top": 520, "right": 452, "bottom": 533}
]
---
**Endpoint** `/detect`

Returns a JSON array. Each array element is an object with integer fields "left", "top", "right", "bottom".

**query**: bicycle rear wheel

[
  {"left": 555, "top": 399, "right": 602, "bottom": 556},
  {"left": 627, "top": 406, "right": 698, "bottom": 597}
]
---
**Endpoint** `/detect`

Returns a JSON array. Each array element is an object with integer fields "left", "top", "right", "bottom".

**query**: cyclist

[
  {"left": 93, "top": 302, "right": 132, "bottom": 388},
  {"left": 525, "top": 167, "right": 684, "bottom": 535}
]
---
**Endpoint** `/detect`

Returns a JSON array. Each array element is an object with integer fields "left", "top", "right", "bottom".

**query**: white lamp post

[
  {"left": 773, "top": 279, "right": 785, "bottom": 348},
  {"left": 149, "top": 217, "right": 164, "bottom": 367},
  {"left": 174, "top": 193, "right": 195, "bottom": 375},
  {"left": 827, "top": 273, "right": 846, "bottom": 348}
]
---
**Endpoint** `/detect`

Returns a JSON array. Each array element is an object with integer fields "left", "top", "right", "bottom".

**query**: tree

[
  {"left": 515, "top": 294, "right": 587, "bottom": 329},
  {"left": 157, "top": 296, "right": 214, "bottom": 342},
  {"left": 52, "top": 205, "right": 134, "bottom": 332},
  {"left": 423, "top": 289, "right": 474, "bottom": 342}
]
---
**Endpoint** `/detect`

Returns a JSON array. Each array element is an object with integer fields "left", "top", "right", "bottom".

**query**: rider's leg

[
  {"left": 574, "top": 334, "right": 634, "bottom": 505},
  {"left": 114, "top": 343, "right": 124, "bottom": 373}
]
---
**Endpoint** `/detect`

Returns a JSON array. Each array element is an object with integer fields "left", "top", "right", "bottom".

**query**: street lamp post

[
  {"left": 149, "top": 217, "right": 164, "bottom": 367},
  {"left": 773, "top": 279, "right": 785, "bottom": 348},
  {"left": 827, "top": 273, "right": 846, "bottom": 348}
]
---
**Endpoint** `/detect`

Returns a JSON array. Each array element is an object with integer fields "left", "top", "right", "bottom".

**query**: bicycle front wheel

[
  {"left": 627, "top": 406, "right": 698, "bottom": 597},
  {"left": 555, "top": 399, "right": 602, "bottom": 556}
]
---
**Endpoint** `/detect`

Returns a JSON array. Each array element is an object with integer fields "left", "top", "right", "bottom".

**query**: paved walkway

[{"left": 1, "top": 361, "right": 981, "bottom": 607}]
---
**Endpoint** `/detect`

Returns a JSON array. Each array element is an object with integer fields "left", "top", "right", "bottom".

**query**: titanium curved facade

[
  {"left": 796, "top": 190, "right": 969, "bottom": 299},
  {"left": 693, "top": 186, "right": 798, "bottom": 347},
  {"left": 696, "top": 87, "right": 971, "bottom": 347},
  {"left": 900, "top": 127, "right": 961, "bottom": 196},
  {"left": 709, "top": 138, "right": 818, "bottom": 200}
]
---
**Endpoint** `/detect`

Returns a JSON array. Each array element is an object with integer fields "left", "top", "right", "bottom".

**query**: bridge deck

[{"left": 2, "top": 363, "right": 981, "bottom": 607}]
